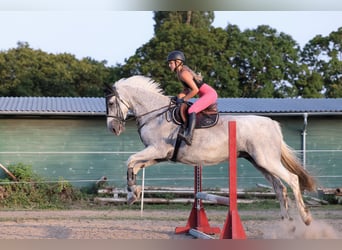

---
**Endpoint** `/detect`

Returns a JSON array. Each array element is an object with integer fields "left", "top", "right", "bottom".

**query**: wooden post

[{"left": 0, "top": 163, "right": 17, "bottom": 181}]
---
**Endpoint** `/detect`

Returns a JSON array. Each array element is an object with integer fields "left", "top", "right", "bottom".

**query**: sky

[{"left": 0, "top": 11, "right": 341, "bottom": 66}]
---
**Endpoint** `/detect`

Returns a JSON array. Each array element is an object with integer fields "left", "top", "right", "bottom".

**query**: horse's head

[
  {"left": 104, "top": 83, "right": 130, "bottom": 136},
  {"left": 105, "top": 76, "right": 171, "bottom": 136}
]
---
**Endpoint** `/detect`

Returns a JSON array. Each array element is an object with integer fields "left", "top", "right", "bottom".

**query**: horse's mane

[{"left": 115, "top": 75, "right": 164, "bottom": 95}]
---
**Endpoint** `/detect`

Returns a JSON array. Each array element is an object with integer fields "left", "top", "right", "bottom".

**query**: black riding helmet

[{"left": 167, "top": 50, "right": 185, "bottom": 63}]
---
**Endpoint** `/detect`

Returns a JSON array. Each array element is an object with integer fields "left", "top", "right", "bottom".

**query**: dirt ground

[{"left": 0, "top": 208, "right": 341, "bottom": 239}]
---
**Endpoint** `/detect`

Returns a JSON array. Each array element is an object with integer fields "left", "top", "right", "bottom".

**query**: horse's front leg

[{"left": 126, "top": 146, "right": 168, "bottom": 204}]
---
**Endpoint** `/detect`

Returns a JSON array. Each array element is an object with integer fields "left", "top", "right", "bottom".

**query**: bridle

[
  {"left": 105, "top": 84, "right": 182, "bottom": 162},
  {"left": 105, "top": 86, "right": 175, "bottom": 132},
  {"left": 105, "top": 86, "right": 130, "bottom": 129}
]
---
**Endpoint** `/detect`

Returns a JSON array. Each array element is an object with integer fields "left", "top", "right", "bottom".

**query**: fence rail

[{"left": 0, "top": 149, "right": 341, "bottom": 189}]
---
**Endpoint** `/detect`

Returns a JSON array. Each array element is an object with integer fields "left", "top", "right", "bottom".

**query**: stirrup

[{"left": 178, "top": 132, "right": 192, "bottom": 145}]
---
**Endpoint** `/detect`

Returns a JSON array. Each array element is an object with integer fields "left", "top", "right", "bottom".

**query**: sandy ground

[{"left": 0, "top": 208, "right": 341, "bottom": 239}]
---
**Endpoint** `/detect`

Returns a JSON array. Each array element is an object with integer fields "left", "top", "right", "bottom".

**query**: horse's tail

[{"left": 281, "top": 141, "right": 316, "bottom": 192}]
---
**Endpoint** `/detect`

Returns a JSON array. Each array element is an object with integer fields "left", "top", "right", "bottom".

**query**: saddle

[{"left": 171, "top": 102, "right": 219, "bottom": 129}]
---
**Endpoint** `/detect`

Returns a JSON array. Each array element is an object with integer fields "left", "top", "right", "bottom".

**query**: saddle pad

[
  {"left": 171, "top": 106, "right": 219, "bottom": 129},
  {"left": 195, "top": 112, "right": 219, "bottom": 129}
]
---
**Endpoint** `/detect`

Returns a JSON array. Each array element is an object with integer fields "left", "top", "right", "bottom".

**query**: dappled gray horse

[{"left": 105, "top": 75, "right": 316, "bottom": 226}]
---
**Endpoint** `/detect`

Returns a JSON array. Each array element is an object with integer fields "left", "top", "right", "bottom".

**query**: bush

[{"left": 0, "top": 163, "right": 83, "bottom": 209}]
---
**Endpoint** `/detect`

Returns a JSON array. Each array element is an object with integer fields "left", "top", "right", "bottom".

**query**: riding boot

[{"left": 179, "top": 112, "right": 196, "bottom": 145}]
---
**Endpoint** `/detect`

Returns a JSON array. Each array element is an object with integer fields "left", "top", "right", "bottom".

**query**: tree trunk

[{"left": 186, "top": 11, "right": 192, "bottom": 25}]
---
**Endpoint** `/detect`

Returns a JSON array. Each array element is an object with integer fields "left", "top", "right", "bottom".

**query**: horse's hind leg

[
  {"left": 257, "top": 167, "right": 291, "bottom": 221},
  {"left": 245, "top": 154, "right": 291, "bottom": 221},
  {"left": 262, "top": 161, "right": 312, "bottom": 225},
  {"left": 249, "top": 147, "right": 311, "bottom": 225},
  {"left": 286, "top": 171, "right": 312, "bottom": 225}
]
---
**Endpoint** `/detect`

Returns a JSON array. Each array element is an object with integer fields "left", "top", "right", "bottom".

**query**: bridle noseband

[{"left": 105, "top": 87, "right": 130, "bottom": 126}]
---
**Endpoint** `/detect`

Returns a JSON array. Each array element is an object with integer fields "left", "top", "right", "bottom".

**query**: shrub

[{"left": 0, "top": 163, "right": 83, "bottom": 209}]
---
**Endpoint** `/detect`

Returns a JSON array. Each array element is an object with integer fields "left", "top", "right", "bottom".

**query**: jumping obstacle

[
  {"left": 189, "top": 229, "right": 215, "bottom": 239},
  {"left": 220, "top": 121, "right": 246, "bottom": 239},
  {"left": 196, "top": 192, "right": 229, "bottom": 206},
  {"left": 174, "top": 164, "right": 221, "bottom": 235},
  {"left": 175, "top": 121, "right": 247, "bottom": 239}
]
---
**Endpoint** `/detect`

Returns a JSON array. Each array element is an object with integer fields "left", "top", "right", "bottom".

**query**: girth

[{"left": 170, "top": 102, "right": 219, "bottom": 162}]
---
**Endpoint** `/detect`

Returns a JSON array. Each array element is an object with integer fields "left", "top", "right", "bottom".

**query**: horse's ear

[{"left": 103, "top": 83, "right": 113, "bottom": 96}]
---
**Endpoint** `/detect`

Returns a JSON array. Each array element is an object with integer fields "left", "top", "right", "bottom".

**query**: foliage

[
  {"left": 0, "top": 163, "right": 84, "bottom": 209},
  {"left": 0, "top": 12, "right": 341, "bottom": 98},
  {"left": 153, "top": 11, "right": 214, "bottom": 33},
  {"left": 118, "top": 12, "right": 241, "bottom": 97},
  {"left": 230, "top": 25, "right": 301, "bottom": 98},
  {"left": 118, "top": 11, "right": 341, "bottom": 98},
  {"left": 300, "top": 27, "right": 342, "bottom": 98},
  {"left": 0, "top": 42, "right": 116, "bottom": 97}
]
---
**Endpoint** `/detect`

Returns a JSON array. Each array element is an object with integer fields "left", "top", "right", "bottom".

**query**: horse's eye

[{"left": 109, "top": 101, "right": 114, "bottom": 106}]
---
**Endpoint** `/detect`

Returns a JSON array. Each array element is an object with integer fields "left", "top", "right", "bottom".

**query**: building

[{"left": 0, "top": 97, "right": 341, "bottom": 189}]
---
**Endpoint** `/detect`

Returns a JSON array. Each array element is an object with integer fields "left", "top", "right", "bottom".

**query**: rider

[{"left": 167, "top": 50, "right": 218, "bottom": 145}]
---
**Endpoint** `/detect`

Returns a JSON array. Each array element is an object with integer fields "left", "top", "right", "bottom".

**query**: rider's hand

[
  {"left": 171, "top": 96, "right": 177, "bottom": 103},
  {"left": 176, "top": 97, "right": 184, "bottom": 105},
  {"left": 171, "top": 96, "right": 185, "bottom": 105}
]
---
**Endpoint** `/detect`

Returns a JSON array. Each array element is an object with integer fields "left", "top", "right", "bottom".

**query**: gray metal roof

[
  {"left": 0, "top": 97, "right": 104, "bottom": 116},
  {"left": 0, "top": 96, "right": 342, "bottom": 116},
  {"left": 217, "top": 98, "right": 342, "bottom": 115}
]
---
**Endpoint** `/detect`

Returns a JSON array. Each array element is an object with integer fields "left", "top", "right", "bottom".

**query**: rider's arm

[{"left": 178, "top": 70, "right": 199, "bottom": 102}]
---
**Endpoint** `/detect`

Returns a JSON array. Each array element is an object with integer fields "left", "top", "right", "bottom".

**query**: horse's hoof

[
  {"left": 127, "top": 192, "right": 137, "bottom": 205},
  {"left": 126, "top": 185, "right": 142, "bottom": 205},
  {"left": 302, "top": 210, "right": 312, "bottom": 226},
  {"left": 304, "top": 217, "right": 312, "bottom": 226},
  {"left": 135, "top": 185, "right": 142, "bottom": 198}
]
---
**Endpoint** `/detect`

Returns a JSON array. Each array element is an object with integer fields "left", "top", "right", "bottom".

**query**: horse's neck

[{"left": 129, "top": 88, "right": 169, "bottom": 116}]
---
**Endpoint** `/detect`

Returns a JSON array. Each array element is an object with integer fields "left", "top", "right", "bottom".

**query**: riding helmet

[{"left": 167, "top": 50, "right": 185, "bottom": 62}]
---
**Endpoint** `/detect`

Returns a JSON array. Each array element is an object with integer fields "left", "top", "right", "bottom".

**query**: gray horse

[{"left": 105, "top": 75, "right": 316, "bottom": 226}]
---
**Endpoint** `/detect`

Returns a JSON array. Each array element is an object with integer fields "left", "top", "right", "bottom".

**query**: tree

[
  {"left": 227, "top": 25, "right": 302, "bottom": 98},
  {"left": 0, "top": 41, "right": 45, "bottom": 96},
  {"left": 0, "top": 42, "right": 113, "bottom": 97},
  {"left": 325, "top": 28, "right": 342, "bottom": 97},
  {"left": 3, "top": 13, "right": 339, "bottom": 99},
  {"left": 118, "top": 12, "right": 307, "bottom": 98},
  {"left": 118, "top": 11, "right": 242, "bottom": 97},
  {"left": 153, "top": 11, "right": 214, "bottom": 33},
  {"left": 300, "top": 27, "right": 342, "bottom": 97}
]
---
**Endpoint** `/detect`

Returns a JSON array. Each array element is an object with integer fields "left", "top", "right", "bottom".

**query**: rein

[
  {"left": 105, "top": 85, "right": 183, "bottom": 162},
  {"left": 105, "top": 86, "right": 175, "bottom": 132},
  {"left": 136, "top": 103, "right": 174, "bottom": 132}
]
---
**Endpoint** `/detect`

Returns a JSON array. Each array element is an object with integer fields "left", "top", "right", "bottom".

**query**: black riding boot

[{"left": 179, "top": 112, "right": 196, "bottom": 145}]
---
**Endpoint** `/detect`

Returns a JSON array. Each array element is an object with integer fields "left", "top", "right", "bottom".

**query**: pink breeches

[{"left": 188, "top": 83, "right": 218, "bottom": 114}]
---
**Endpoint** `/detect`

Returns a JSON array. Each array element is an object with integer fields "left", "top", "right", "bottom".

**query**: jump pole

[
  {"left": 175, "top": 165, "right": 221, "bottom": 235},
  {"left": 220, "top": 120, "right": 246, "bottom": 239},
  {"left": 196, "top": 192, "right": 229, "bottom": 206},
  {"left": 189, "top": 229, "right": 215, "bottom": 239}
]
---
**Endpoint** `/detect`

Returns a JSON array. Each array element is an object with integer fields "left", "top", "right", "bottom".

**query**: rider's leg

[
  {"left": 179, "top": 112, "right": 196, "bottom": 145},
  {"left": 179, "top": 84, "right": 217, "bottom": 146}
]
